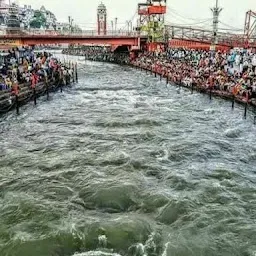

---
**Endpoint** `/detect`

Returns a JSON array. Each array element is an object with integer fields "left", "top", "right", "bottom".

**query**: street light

[
  {"left": 126, "top": 20, "right": 132, "bottom": 34},
  {"left": 71, "top": 18, "right": 74, "bottom": 33},
  {"left": 68, "top": 16, "right": 71, "bottom": 33},
  {"left": 111, "top": 20, "right": 114, "bottom": 34},
  {"left": 115, "top": 17, "right": 117, "bottom": 34},
  {"left": 68, "top": 16, "right": 74, "bottom": 34}
]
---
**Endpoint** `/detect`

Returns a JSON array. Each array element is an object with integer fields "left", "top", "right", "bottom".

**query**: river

[{"left": 0, "top": 56, "right": 256, "bottom": 256}]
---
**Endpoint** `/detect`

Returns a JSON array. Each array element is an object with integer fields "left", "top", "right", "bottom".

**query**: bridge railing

[{"left": 0, "top": 28, "right": 146, "bottom": 37}]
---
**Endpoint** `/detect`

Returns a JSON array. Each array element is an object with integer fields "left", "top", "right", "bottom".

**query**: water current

[{"left": 0, "top": 55, "right": 256, "bottom": 256}]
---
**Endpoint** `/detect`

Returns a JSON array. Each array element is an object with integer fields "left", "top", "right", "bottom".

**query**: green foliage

[
  {"left": 29, "top": 10, "right": 46, "bottom": 29},
  {"left": 62, "top": 26, "right": 69, "bottom": 32},
  {"left": 34, "top": 10, "right": 46, "bottom": 23},
  {"left": 72, "top": 25, "right": 82, "bottom": 33},
  {"left": 29, "top": 19, "right": 41, "bottom": 29}
]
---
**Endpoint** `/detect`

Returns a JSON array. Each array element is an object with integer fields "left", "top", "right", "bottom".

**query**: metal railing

[
  {"left": 165, "top": 25, "right": 250, "bottom": 47},
  {"left": 0, "top": 28, "right": 146, "bottom": 37}
]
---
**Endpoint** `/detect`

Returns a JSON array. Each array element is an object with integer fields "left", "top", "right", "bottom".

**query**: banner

[{"left": 0, "top": 39, "right": 22, "bottom": 46}]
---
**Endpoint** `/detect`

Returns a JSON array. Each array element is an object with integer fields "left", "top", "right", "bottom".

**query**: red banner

[{"left": 148, "top": 6, "right": 166, "bottom": 15}]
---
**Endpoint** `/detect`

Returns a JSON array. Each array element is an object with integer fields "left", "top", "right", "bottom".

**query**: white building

[
  {"left": 55, "top": 22, "right": 69, "bottom": 33},
  {"left": 19, "top": 5, "right": 34, "bottom": 29},
  {"left": 0, "top": 3, "right": 81, "bottom": 32},
  {"left": 40, "top": 5, "right": 57, "bottom": 29}
]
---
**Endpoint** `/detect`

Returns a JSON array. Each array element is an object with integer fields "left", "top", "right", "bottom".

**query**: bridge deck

[{"left": 0, "top": 31, "right": 147, "bottom": 47}]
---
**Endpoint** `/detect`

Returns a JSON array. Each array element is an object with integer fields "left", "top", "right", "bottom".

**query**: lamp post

[
  {"left": 68, "top": 16, "right": 74, "bottom": 34},
  {"left": 111, "top": 20, "right": 114, "bottom": 35},
  {"left": 115, "top": 17, "right": 117, "bottom": 34},
  {"left": 68, "top": 16, "right": 71, "bottom": 33},
  {"left": 127, "top": 20, "right": 132, "bottom": 34},
  {"left": 71, "top": 18, "right": 74, "bottom": 33},
  {"left": 210, "top": 0, "right": 222, "bottom": 51}
]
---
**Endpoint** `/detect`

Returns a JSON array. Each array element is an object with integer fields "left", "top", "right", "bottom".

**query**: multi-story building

[
  {"left": 0, "top": 3, "right": 81, "bottom": 32},
  {"left": 55, "top": 22, "right": 69, "bottom": 33},
  {"left": 39, "top": 5, "right": 57, "bottom": 29},
  {"left": 6, "top": 2, "right": 20, "bottom": 29},
  {"left": 19, "top": 5, "right": 34, "bottom": 29}
]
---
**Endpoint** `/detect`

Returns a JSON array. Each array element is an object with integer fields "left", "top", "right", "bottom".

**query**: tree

[
  {"left": 29, "top": 10, "right": 46, "bottom": 29},
  {"left": 73, "top": 24, "right": 82, "bottom": 33},
  {"left": 62, "top": 26, "right": 69, "bottom": 33},
  {"left": 34, "top": 10, "right": 46, "bottom": 23},
  {"left": 29, "top": 19, "right": 41, "bottom": 29}
]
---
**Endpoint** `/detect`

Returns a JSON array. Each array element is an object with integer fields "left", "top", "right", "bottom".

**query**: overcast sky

[{"left": 18, "top": 0, "right": 255, "bottom": 32}]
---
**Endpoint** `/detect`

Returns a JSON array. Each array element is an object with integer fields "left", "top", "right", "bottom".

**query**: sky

[{"left": 17, "top": 0, "right": 255, "bottom": 32}]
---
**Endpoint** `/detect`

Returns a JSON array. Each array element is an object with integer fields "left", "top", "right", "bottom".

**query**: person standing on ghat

[
  {"left": 132, "top": 47, "right": 256, "bottom": 105},
  {"left": 0, "top": 46, "right": 75, "bottom": 113},
  {"left": 62, "top": 44, "right": 256, "bottom": 105},
  {"left": 63, "top": 46, "right": 131, "bottom": 64},
  {"left": 11, "top": 79, "right": 20, "bottom": 96}
]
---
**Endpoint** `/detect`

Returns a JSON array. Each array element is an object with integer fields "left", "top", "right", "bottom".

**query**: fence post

[
  {"left": 15, "top": 94, "right": 19, "bottom": 115},
  {"left": 75, "top": 63, "right": 78, "bottom": 83},
  {"left": 244, "top": 103, "right": 248, "bottom": 119},
  {"left": 232, "top": 95, "right": 235, "bottom": 109},
  {"left": 209, "top": 88, "right": 212, "bottom": 100},
  {"left": 46, "top": 81, "right": 49, "bottom": 100},
  {"left": 33, "top": 88, "right": 37, "bottom": 105},
  {"left": 72, "top": 63, "right": 75, "bottom": 83}
]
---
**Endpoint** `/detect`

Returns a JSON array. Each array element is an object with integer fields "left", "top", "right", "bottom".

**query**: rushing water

[{"left": 1, "top": 56, "right": 256, "bottom": 256}]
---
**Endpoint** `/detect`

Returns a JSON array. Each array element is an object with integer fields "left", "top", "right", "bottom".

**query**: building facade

[
  {"left": 19, "top": 5, "right": 34, "bottom": 29},
  {"left": 39, "top": 5, "right": 57, "bottom": 29},
  {"left": 6, "top": 3, "right": 20, "bottom": 29},
  {"left": 0, "top": 3, "right": 82, "bottom": 33}
]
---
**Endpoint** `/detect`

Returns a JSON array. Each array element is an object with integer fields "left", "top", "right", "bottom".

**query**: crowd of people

[
  {"left": 132, "top": 48, "right": 256, "bottom": 104},
  {"left": 63, "top": 46, "right": 130, "bottom": 64},
  {"left": 62, "top": 44, "right": 256, "bottom": 106},
  {"left": 0, "top": 47, "right": 73, "bottom": 94},
  {"left": 0, "top": 46, "right": 76, "bottom": 113}
]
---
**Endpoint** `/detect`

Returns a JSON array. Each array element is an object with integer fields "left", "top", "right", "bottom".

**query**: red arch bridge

[
  {"left": 0, "top": 27, "right": 255, "bottom": 51},
  {"left": 0, "top": 30, "right": 148, "bottom": 51}
]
